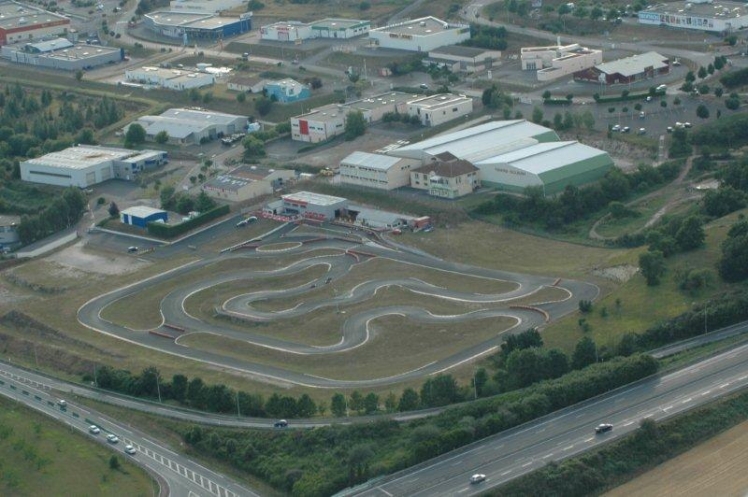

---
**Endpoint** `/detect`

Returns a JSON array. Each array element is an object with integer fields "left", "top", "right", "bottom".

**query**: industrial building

[
  {"left": 521, "top": 42, "right": 602, "bottom": 81},
  {"left": 339, "top": 152, "right": 420, "bottom": 190},
  {"left": 169, "top": 0, "right": 246, "bottom": 13},
  {"left": 260, "top": 18, "right": 370, "bottom": 42},
  {"left": 21, "top": 146, "right": 168, "bottom": 188},
  {"left": 128, "top": 108, "right": 248, "bottom": 145},
  {"left": 290, "top": 91, "right": 416, "bottom": 142},
  {"left": 125, "top": 66, "right": 215, "bottom": 90},
  {"left": 201, "top": 165, "right": 296, "bottom": 202},
  {"left": 120, "top": 206, "right": 168, "bottom": 228},
  {"left": 0, "top": 216, "right": 20, "bottom": 249},
  {"left": 638, "top": 0, "right": 748, "bottom": 32},
  {"left": 0, "top": 1, "right": 70, "bottom": 46},
  {"left": 410, "top": 153, "right": 480, "bottom": 198},
  {"left": 144, "top": 11, "right": 251, "bottom": 43},
  {"left": 389, "top": 120, "right": 559, "bottom": 163},
  {"left": 1, "top": 37, "right": 124, "bottom": 71},
  {"left": 388, "top": 120, "right": 613, "bottom": 196},
  {"left": 406, "top": 94, "right": 473, "bottom": 127},
  {"left": 368, "top": 16, "right": 471, "bottom": 52},
  {"left": 474, "top": 141, "right": 614, "bottom": 194},
  {"left": 424, "top": 45, "right": 501, "bottom": 73},
  {"left": 264, "top": 78, "right": 310, "bottom": 103},
  {"left": 264, "top": 191, "right": 348, "bottom": 221},
  {"left": 574, "top": 51, "right": 670, "bottom": 85},
  {"left": 226, "top": 74, "right": 266, "bottom": 93}
]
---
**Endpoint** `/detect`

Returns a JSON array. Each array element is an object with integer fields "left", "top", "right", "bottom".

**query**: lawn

[{"left": 0, "top": 396, "right": 155, "bottom": 496}]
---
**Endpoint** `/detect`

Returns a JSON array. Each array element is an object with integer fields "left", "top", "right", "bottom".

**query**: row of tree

[{"left": 16, "top": 188, "right": 87, "bottom": 245}]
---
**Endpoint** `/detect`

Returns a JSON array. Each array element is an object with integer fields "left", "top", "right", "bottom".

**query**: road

[
  {"left": 78, "top": 222, "right": 599, "bottom": 389},
  {"left": 0, "top": 366, "right": 258, "bottom": 497},
  {"left": 345, "top": 338, "right": 748, "bottom": 496}
]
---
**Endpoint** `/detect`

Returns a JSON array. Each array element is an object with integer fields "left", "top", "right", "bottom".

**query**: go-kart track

[{"left": 78, "top": 225, "right": 599, "bottom": 388}]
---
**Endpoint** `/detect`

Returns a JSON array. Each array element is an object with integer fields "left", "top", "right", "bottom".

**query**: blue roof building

[{"left": 264, "top": 79, "right": 310, "bottom": 104}]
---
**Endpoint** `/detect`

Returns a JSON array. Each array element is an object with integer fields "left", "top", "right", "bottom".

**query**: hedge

[{"left": 146, "top": 204, "right": 230, "bottom": 238}]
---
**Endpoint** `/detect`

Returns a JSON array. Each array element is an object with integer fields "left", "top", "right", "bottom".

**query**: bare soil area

[
  {"left": 605, "top": 420, "right": 748, "bottom": 497},
  {"left": 46, "top": 240, "right": 150, "bottom": 276}
]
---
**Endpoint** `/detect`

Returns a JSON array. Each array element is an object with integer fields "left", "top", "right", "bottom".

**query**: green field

[{"left": 0, "top": 397, "right": 155, "bottom": 496}]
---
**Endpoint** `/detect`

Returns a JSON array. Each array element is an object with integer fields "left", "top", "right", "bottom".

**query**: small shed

[{"left": 120, "top": 206, "right": 168, "bottom": 228}]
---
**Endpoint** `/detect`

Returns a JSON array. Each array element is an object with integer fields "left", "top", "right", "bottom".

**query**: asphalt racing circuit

[{"left": 78, "top": 224, "right": 599, "bottom": 388}]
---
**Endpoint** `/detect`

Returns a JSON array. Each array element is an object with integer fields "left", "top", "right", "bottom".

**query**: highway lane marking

[
  {"left": 542, "top": 453, "right": 553, "bottom": 459},
  {"left": 563, "top": 445, "right": 574, "bottom": 451},
  {"left": 663, "top": 405, "right": 673, "bottom": 411},
  {"left": 522, "top": 462, "right": 533, "bottom": 468},
  {"left": 702, "top": 390, "right": 712, "bottom": 396},
  {"left": 623, "top": 421, "right": 634, "bottom": 427},
  {"left": 682, "top": 398, "right": 692, "bottom": 404},
  {"left": 378, "top": 488, "right": 394, "bottom": 497},
  {"left": 536, "top": 428, "right": 546, "bottom": 433},
  {"left": 720, "top": 383, "right": 731, "bottom": 388},
  {"left": 584, "top": 437, "right": 594, "bottom": 442},
  {"left": 501, "top": 470, "right": 512, "bottom": 476},
  {"left": 457, "top": 489, "right": 469, "bottom": 494},
  {"left": 739, "top": 376, "right": 748, "bottom": 381},
  {"left": 451, "top": 460, "right": 462, "bottom": 467}
]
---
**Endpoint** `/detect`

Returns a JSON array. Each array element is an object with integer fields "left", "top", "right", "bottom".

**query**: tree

[
  {"left": 297, "top": 394, "right": 317, "bottom": 417},
  {"left": 697, "top": 66, "right": 707, "bottom": 79},
  {"left": 675, "top": 216, "right": 705, "bottom": 251},
  {"left": 707, "top": 63, "right": 715, "bottom": 75},
  {"left": 726, "top": 95, "right": 741, "bottom": 110},
  {"left": 331, "top": 393, "right": 347, "bottom": 417},
  {"left": 557, "top": 3, "right": 572, "bottom": 16},
  {"left": 420, "top": 375, "right": 460, "bottom": 407},
  {"left": 242, "top": 135, "right": 265, "bottom": 160},
  {"left": 542, "top": 90, "right": 551, "bottom": 100},
  {"left": 124, "top": 123, "right": 146, "bottom": 147},
  {"left": 398, "top": 388, "right": 420, "bottom": 411},
  {"left": 344, "top": 110, "right": 366, "bottom": 141},
  {"left": 171, "top": 374, "right": 188, "bottom": 402},
  {"left": 363, "top": 393, "right": 379, "bottom": 414},
  {"left": 696, "top": 104, "right": 710, "bottom": 120},
  {"left": 75, "top": 70, "right": 83, "bottom": 82},
  {"left": 571, "top": 337, "right": 597, "bottom": 369},
  {"left": 236, "top": 92, "right": 246, "bottom": 103},
  {"left": 719, "top": 221, "right": 748, "bottom": 282},
  {"left": 531, "top": 106, "right": 543, "bottom": 124},
  {"left": 714, "top": 55, "right": 725, "bottom": 71},
  {"left": 194, "top": 190, "right": 215, "bottom": 212},
  {"left": 154, "top": 130, "right": 169, "bottom": 144},
  {"left": 254, "top": 97, "right": 273, "bottom": 116},
  {"left": 639, "top": 250, "right": 665, "bottom": 286},
  {"left": 590, "top": 6, "right": 603, "bottom": 19},
  {"left": 107, "top": 201, "right": 119, "bottom": 218},
  {"left": 685, "top": 71, "right": 696, "bottom": 83},
  {"left": 715, "top": 86, "right": 724, "bottom": 98},
  {"left": 698, "top": 84, "right": 710, "bottom": 95},
  {"left": 109, "top": 455, "right": 120, "bottom": 470}
]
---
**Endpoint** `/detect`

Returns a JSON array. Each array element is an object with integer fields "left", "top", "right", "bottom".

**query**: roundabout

[{"left": 78, "top": 224, "right": 599, "bottom": 388}]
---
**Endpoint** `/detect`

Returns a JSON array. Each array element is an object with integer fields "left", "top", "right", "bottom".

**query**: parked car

[
  {"left": 470, "top": 474, "right": 487, "bottom": 484},
  {"left": 667, "top": 126, "right": 674, "bottom": 133},
  {"left": 274, "top": 419, "right": 288, "bottom": 428},
  {"left": 684, "top": 122, "right": 692, "bottom": 128},
  {"left": 639, "top": 111, "right": 646, "bottom": 118},
  {"left": 621, "top": 126, "right": 631, "bottom": 133},
  {"left": 611, "top": 124, "right": 621, "bottom": 132},
  {"left": 89, "top": 425, "right": 100, "bottom": 435},
  {"left": 595, "top": 423, "right": 614, "bottom": 434},
  {"left": 127, "top": 246, "right": 138, "bottom": 253}
]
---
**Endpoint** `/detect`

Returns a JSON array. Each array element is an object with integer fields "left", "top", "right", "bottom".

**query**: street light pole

[{"left": 156, "top": 375, "right": 162, "bottom": 403}]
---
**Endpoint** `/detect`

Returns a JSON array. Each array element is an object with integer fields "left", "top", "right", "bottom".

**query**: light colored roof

[
  {"left": 160, "top": 108, "right": 245, "bottom": 125},
  {"left": 390, "top": 120, "right": 554, "bottom": 162},
  {"left": 23, "top": 146, "right": 162, "bottom": 170},
  {"left": 121, "top": 206, "right": 166, "bottom": 218},
  {"left": 371, "top": 16, "right": 465, "bottom": 36},
  {"left": 476, "top": 141, "right": 610, "bottom": 175},
  {"left": 145, "top": 10, "right": 210, "bottom": 26},
  {"left": 430, "top": 45, "right": 496, "bottom": 57},
  {"left": 310, "top": 18, "right": 370, "bottom": 30},
  {"left": 594, "top": 51, "right": 669, "bottom": 77},
  {"left": 135, "top": 108, "right": 245, "bottom": 138},
  {"left": 407, "top": 94, "right": 472, "bottom": 110},
  {"left": 0, "top": 2, "right": 68, "bottom": 29},
  {"left": 349, "top": 91, "right": 416, "bottom": 111},
  {"left": 28, "top": 38, "right": 73, "bottom": 53},
  {"left": 643, "top": 0, "right": 748, "bottom": 17},
  {"left": 282, "top": 191, "right": 347, "bottom": 206},
  {"left": 341, "top": 151, "right": 401, "bottom": 171}
]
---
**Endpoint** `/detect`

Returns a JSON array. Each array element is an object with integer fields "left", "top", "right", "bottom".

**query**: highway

[
  {"left": 0, "top": 367, "right": 258, "bottom": 497},
  {"left": 346, "top": 339, "right": 748, "bottom": 496}
]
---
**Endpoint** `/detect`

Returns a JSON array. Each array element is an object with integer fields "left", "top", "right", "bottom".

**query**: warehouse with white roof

[
  {"left": 128, "top": 108, "right": 248, "bottom": 145},
  {"left": 21, "top": 146, "right": 168, "bottom": 188},
  {"left": 388, "top": 120, "right": 614, "bottom": 195},
  {"left": 339, "top": 151, "right": 420, "bottom": 190},
  {"left": 369, "top": 16, "right": 470, "bottom": 52}
]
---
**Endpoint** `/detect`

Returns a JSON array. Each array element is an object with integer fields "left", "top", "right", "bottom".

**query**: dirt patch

[
  {"left": 45, "top": 240, "right": 150, "bottom": 275},
  {"left": 592, "top": 264, "right": 639, "bottom": 283},
  {"left": 605, "top": 420, "right": 748, "bottom": 497}
]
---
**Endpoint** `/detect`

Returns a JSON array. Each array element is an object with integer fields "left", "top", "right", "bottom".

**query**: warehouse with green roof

[{"left": 475, "top": 141, "right": 614, "bottom": 194}]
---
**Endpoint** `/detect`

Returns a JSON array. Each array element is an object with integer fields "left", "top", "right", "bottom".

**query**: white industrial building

[
  {"left": 169, "top": 0, "right": 246, "bottom": 12},
  {"left": 389, "top": 120, "right": 614, "bottom": 195},
  {"left": 260, "top": 18, "right": 370, "bottom": 42},
  {"left": 1, "top": 38, "right": 124, "bottom": 71},
  {"left": 0, "top": 1, "right": 70, "bottom": 46},
  {"left": 521, "top": 42, "right": 603, "bottom": 81},
  {"left": 21, "top": 146, "right": 168, "bottom": 188},
  {"left": 368, "top": 16, "right": 471, "bottom": 52},
  {"left": 339, "top": 152, "right": 420, "bottom": 190},
  {"left": 638, "top": 0, "right": 748, "bottom": 32},
  {"left": 128, "top": 108, "right": 248, "bottom": 145},
  {"left": 264, "top": 191, "right": 349, "bottom": 221},
  {"left": 125, "top": 66, "right": 215, "bottom": 90},
  {"left": 407, "top": 94, "right": 473, "bottom": 127},
  {"left": 226, "top": 74, "right": 266, "bottom": 93},
  {"left": 290, "top": 91, "right": 416, "bottom": 142},
  {"left": 425, "top": 45, "right": 502, "bottom": 73}
]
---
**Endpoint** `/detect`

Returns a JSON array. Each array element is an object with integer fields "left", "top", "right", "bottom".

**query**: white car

[
  {"left": 470, "top": 474, "right": 487, "bottom": 484},
  {"left": 125, "top": 444, "right": 137, "bottom": 455},
  {"left": 89, "top": 425, "right": 100, "bottom": 435},
  {"left": 106, "top": 434, "right": 119, "bottom": 444},
  {"left": 611, "top": 124, "right": 621, "bottom": 132},
  {"left": 638, "top": 128, "right": 646, "bottom": 135}
]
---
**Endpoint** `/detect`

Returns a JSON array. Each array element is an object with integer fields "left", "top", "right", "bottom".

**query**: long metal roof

[
  {"left": 594, "top": 51, "right": 668, "bottom": 77},
  {"left": 340, "top": 151, "right": 401, "bottom": 171},
  {"left": 477, "top": 141, "right": 611, "bottom": 175},
  {"left": 390, "top": 120, "right": 554, "bottom": 162},
  {"left": 23, "top": 146, "right": 163, "bottom": 170}
]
